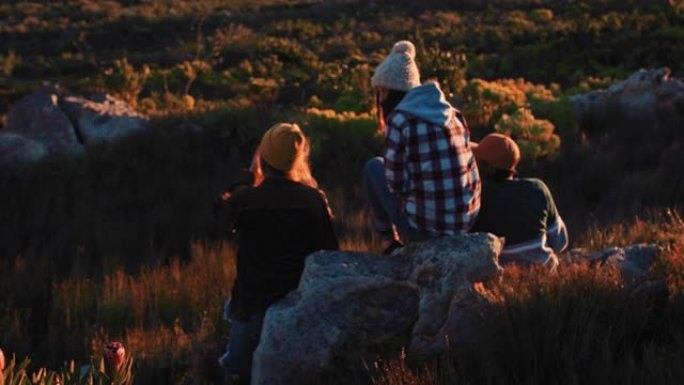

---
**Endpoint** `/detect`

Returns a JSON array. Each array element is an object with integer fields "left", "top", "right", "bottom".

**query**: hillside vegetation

[{"left": 1, "top": 0, "right": 684, "bottom": 384}]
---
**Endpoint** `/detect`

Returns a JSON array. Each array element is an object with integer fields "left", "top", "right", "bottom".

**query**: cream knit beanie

[{"left": 371, "top": 40, "right": 421, "bottom": 91}]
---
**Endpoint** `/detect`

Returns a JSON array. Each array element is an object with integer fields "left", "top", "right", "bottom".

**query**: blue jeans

[
  {"left": 363, "top": 157, "right": 432, "bottom": 243},
  {"left": 218, "top": 311, "right": 265, "bottom": 382}
]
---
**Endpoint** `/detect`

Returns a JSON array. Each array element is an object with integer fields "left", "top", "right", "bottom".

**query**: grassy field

[{"left": 1, "top": 0, "right": 684, "bottom": 384}]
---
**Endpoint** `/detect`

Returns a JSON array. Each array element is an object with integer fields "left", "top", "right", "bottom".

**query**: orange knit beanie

[
  {"left": 471, "top": 133, "right": 521, "bottom": 172},
  {"left": 259, "top": 123, "right": 306, "bottom": 172}
]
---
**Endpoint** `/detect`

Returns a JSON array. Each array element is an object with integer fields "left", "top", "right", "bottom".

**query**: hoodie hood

[{"left": 394, "top": 81, "right": 455, "bottom": 127}]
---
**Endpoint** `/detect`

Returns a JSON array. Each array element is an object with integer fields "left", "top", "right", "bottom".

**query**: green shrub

[
  {"left": 462, "top": 78, "right": 558, "bottom": 137},
  {"left": 0, "top": 50, "right": 20, "bottom": 78},
  {"left": 101, "top": 58, "right": 150, "bottom": 108},
  {"left": 414, "top": 41, "right": 467, "bottom": 96},
  {"left": 304, "top": 108, "right": 381, "bottom": 197},
  {"left": 495, "top": 107, "right": 560, "bottom": 159},
  {"left": 529, "top": 95, "right": 578, "bottom": 137}
]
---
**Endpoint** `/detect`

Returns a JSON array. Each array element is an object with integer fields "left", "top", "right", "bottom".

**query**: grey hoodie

[{"left": 394, "top": 81, "right": 462, "bottom": 130}]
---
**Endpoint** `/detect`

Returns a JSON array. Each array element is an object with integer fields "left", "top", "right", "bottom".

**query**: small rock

[{"left": 587, "top": 243, "right": 661, "bottom": 284}]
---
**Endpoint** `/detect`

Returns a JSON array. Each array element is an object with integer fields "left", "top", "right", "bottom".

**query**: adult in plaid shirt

[{"left": 364, "top": 41, "right": 481, "bottom": 254}]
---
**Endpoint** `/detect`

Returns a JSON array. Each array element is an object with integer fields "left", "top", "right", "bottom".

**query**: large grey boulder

[
  {"left": 0, "top": 132, "right": 48, "bottom": 165},
  {"left": 404, "top": 236, "right": 503, "bottom": 355},
  {"left": 5, "top": 85, "right": 82, "bottom": 155},
  {"left": 60, "top": 94, "right": 149, "bottom": 145},
  {"left": 3, "top": 86, "right": 151, "bottom": 164},
  {"left": 571, "top": 68, "right": 684, "bottom": 128},
  {"left": 252, "top": 233, "right": 503, "bottom": 385}
]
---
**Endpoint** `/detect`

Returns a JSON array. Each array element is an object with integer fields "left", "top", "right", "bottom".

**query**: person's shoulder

[
  {"left": 273, "top": 179, "right": 323, "bottom": 199},
  {"left": 227, "top": 184, "right": 257, "bottom": 203},
  {"left": 296, "top": 184, "right": 333, "bottom": 211},
  {"left": 216, "top": 184, "right": 255, "bottom": 213},
  {"left": 299, "top": 184, "right": 330, "bottom": 203},
  {"left": 516, "top": 177, "right": 548, "bottom": 189},
  {"left": 515, "top": 178, "right": 554, "bottom": 197},
  {"left": 387, "top": 109, "right": 411, "bottom": 127}
]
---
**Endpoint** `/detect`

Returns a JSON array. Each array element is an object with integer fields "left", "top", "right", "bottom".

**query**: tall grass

[
  {"left": 6, "top": 242, "right": 234, "bottom": 383},
  {"left": 1, "top": 354, "right": 134, "bottom": 385}
]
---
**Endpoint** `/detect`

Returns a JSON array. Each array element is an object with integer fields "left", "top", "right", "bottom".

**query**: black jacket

[{"left": 220, "top": 176, "right": 338, "bottom": 320}]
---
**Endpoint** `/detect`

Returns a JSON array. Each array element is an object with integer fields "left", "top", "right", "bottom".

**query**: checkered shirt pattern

[{"left": 384, "top": 109, "right": 481, "bottom": 235}]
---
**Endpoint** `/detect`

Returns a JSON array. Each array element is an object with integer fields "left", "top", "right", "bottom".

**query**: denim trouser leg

[
  {"left": 218, "top": 313, "right": 265, "bottom": 382},
  {"left": 363, "top": 157, "right": 431, "bottom": 243}
]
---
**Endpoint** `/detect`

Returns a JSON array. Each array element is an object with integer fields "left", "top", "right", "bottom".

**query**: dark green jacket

[{"left": 471, "top": 178, "right": 568, "bottom": 267}]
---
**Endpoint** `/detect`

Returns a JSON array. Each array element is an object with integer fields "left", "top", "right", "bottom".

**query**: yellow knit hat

[{"left": 259, "top": 123, "right": 306, "bottom": 172}]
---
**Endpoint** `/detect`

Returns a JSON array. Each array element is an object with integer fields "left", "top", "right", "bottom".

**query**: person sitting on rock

[
  {"left": 364, "top": 40, "right": 481, "bottom": 254},
  {"left": 470, "top": 133, "right": 568, "bottom": 269},
  {"left": 216, "top": 123, "right": 339, "bottom": 384}
]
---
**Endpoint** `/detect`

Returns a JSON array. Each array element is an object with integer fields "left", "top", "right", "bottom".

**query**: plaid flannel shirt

[{"left": 384, "top": 109, "right": 480, "bottom": 235}]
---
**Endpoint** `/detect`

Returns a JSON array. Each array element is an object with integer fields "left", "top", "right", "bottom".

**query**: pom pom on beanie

[{"left": 390, "top": 40, "right": 416, "bottom": 59}]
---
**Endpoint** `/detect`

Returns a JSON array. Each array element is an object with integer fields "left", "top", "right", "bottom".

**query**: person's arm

[
  {"left": 226, "top": 169, "right": 255, "bottom": 193},
  {"left": 547, "top": 216, "right": 568, "bottom": 253},
  {"left": 211, "top": 143, "right": 261, "bottom": 239},
  {"left": 542, "top": 182, "right": 568, "bottom": 252},
  {"left": 213, "top": 189, "right": 244, "bottom": 239},
  {"left": 384, "top": 113, "right": 409, "bottom": 195}
]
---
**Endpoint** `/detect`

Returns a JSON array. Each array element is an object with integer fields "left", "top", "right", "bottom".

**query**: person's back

[
  {"left": 470, "top": 134, "right": 567, "bottom": 268},
  {"left": 472, "top": 178, "right": 566, "bottom": 267},
  {"left": 386, "top": 80, "right": 480, "bottom": 236},
  {"left": 217, "top": 123, "right": 338, "bottom": 384},
  {"left": 364, "top": 40, "right": 480, "bottom": 254},
  {"left": 227, "top": 176, "right": 337, "bottom": 318}
]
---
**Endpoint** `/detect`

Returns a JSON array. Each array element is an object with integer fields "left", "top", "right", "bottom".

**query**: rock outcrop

[
  {"left": 571, "top": 68, "right": 684, "bottom": 131},
  {"left": 251, "top": 233, "right": 504, "bottom": 385},
  {"left": 5, "top": 85, "right": 82, "bottom": 155},
  {"left": 591, "top": 244, "right": 661, "bottom": 284},
  {"left": 60, "top": 94, "right": 148, "bottom": 145},
  {"left": 0, "top": 132, "right": 48, "bottom": 167},
  {"left": 1, "top": 85, "right": 150, "bottom": 165},
  {"left": 563, "top": 243, "right": 661, "bottom": 285}
]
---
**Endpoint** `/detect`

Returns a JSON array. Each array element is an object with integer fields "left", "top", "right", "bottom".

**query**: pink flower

[{"left": 104, "top": 342, "right": 125, "bottom": 372}]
